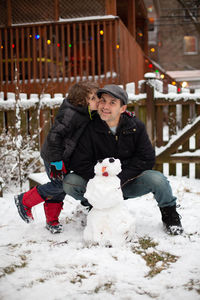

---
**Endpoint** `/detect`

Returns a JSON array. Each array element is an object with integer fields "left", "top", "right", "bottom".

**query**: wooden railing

[
  {"left": 118, "top": 20, "right": 146, "bottom": 90},
  {"left": 0, "top": 17, "right": 146, "bottom": 97}
]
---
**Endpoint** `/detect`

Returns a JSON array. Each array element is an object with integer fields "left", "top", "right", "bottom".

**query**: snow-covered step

[{"left": 28, "top": 172, "right": 49, "bottom": 189}]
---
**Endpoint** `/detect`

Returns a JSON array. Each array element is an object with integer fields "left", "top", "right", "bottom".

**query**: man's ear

[{"left": 120, "top": 105, "right": 127, "bottom": 114}]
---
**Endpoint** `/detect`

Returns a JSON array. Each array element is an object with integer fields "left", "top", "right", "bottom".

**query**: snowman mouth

[{"left": 102, "top": 166, "right": 108, "bottom": 177}]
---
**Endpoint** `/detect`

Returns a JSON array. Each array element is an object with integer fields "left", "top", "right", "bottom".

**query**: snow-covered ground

[{"left": 0, "top": 175, "right": 200, "bottom": 300}]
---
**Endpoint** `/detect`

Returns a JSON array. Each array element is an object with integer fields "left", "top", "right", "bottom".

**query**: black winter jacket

[
  {"left": 69, "top": 113, "right": 155, "bottom": 185},
  {"left": 41, "top": 99, "right": 94, "bottom": 165}
]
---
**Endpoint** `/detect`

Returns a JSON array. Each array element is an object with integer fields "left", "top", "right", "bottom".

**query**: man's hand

[{"left": 50, "top": 161, "right": 67, "bottom": 180}]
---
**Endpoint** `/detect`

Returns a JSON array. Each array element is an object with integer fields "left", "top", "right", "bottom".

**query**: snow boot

[
  {"left": 14, "top": 186, "right": 45, "bottom": 223},
  {"left": 44, "top": 202, "right": 63, "bottom": 234},
  {"left": 160, "top": 205, "right": 183, "bottom": 235}
]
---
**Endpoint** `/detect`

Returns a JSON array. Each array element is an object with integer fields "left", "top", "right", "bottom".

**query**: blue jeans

[
  {"left": 62, "top": 170, "right": 177, "bottom": 208},
  {"left": 37, "top": 160, "right": 66, "bottom": 203}
]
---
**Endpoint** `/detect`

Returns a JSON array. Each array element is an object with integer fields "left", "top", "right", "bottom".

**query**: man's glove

[{"left": 50, "top": 161, "right": 67, "bottom": 180}]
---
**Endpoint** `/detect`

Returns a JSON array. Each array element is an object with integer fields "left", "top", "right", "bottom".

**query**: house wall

[{"left": 146, "top": 0, "right": 200, "bottom": 71}]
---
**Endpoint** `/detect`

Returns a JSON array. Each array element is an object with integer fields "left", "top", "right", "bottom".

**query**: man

[{"left": 63, "top": 84, "right": 183, "bottom": 235}]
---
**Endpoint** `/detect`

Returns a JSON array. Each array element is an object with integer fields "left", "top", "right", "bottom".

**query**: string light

[
  {"left": 99, "top": 30, "right": 104, "bottom": 35},
  {"left": 68, "top": 44, "right": 72, "bottom": 48},
  {"left": 57, "top": 43, "right": 60, "bottom": 47},
  {"left": 1, "top": 45, "right": 3, "bottom": 49},
  {"left": 12, "top": 44, "right": 15, "bottom": 48},
  {"left": 148, "top": 63, "right": 153, "bottom": 68},
  {"left": 182, "top": 81, "right": 188, "bottom": 88},
  {"left": 116, "top": 44, "right": 120, "bottom": 49},
  {"left": 35, "top": 34, "right": 40, "bottom": 40},
  {"left": 149, "top": 17, "right": 154, "bottom": 23},
  {"left": 160, "top": 74, "right": 165, "bottom": 79},
  {"left": 147, "top": 6, "right": 153, "bottom": 12},
  {"left": 150, "top": 47, "right": 155, "bottom": 52},
  {"left": 172, "top": 81, "right": 176, "bottom": 85},
  {"left": 47, "top": 40, "right": 51, "bottom": 45}
]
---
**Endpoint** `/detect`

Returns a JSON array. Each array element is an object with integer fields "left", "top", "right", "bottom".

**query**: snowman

[{"left": 83, "top": 157, "right": 135, "bottom": 246}]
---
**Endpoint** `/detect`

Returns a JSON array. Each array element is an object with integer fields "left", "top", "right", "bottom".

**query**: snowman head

[{"left": 94, "top": 157, "right": 122, "bottom": 177}]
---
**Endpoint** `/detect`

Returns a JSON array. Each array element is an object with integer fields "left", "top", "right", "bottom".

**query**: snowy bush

[{"left": 0, "top": 129, "right": 42, "bottom": 191}]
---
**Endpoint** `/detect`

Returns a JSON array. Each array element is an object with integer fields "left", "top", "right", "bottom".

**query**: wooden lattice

[
  {"left": 0, "top": 0, "right": 6, "bottom": 26},
  {"left": 7, "top": 0, "right": 105, "bottom": 25},
  {"left": 11, "top": 0, "right": 54, "bottom": 24},
  {"left": 59, "top": 0, "right": 105, "bottom": 19}
]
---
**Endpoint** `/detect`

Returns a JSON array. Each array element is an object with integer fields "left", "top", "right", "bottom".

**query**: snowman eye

[
  {"left": 109, "top": 158, "right": 115, "bottom": 163},
  {"left": 98, "top": 159, "right": 103, "bottom": 163}
]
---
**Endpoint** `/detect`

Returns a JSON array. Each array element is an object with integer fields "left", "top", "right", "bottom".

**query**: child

[{"left": 15, "top": 81, "right": 99, "bottom": 234}]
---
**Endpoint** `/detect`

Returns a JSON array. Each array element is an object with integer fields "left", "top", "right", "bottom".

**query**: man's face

[
  {"left": 98, "top": 93, "right": 126, "bottom": 127},
  {"left": 87, "top": 89, "right": 99, "bottom": 111}
]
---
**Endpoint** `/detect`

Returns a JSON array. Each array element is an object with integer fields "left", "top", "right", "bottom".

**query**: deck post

[{"left": 145, "top": 73, "right": 155, "bottom": 145}]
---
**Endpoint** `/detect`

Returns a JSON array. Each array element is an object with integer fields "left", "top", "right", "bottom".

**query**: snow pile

[
  {"left": 126, "top": 82, "right": 135, "bottom": 96},
  {"left": 83, "top": 158, "right": 135, "bottom": 246},
  {"left": 0, "top": 92, "right": 64, "bottom": 110},
  {"left": 0, "top": 175, "right": 200, "bottom": 299},
  {"left": 168, "top": 84, "right": 177, "bottom": 93}
]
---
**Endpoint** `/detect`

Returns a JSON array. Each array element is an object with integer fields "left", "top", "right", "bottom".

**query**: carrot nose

[{"left": 102, "top": 166, "right": 107, "bottom": 173}]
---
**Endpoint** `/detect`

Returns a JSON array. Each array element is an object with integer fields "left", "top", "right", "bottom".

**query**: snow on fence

[{"left": 0, "top": 75, "right": 200, "bottom": 179}]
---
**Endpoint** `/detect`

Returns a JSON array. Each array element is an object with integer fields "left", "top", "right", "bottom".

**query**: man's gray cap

[{"left": 97, "top": 84, "right": 128, "bottom": 105}]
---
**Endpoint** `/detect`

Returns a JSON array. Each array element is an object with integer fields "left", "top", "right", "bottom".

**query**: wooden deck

[{"left": 0, "top": 17, "right": 148, "bottom": 97}]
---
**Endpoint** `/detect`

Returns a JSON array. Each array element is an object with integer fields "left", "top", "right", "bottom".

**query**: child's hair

[{"left": 67, "top": 81, "right": 99, "bottom": 107}]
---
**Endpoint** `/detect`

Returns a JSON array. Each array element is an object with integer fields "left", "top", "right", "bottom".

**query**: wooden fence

[
  {"left": 0, "top": 76, "right": 200, "bottom": 178},
  {"left": 127, "top": 75, "right": 200, "bottom": 179}
]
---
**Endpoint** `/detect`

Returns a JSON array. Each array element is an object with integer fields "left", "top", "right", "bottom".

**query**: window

[{"left": 183, "top": 36, "right": 198, "bottom": 54}]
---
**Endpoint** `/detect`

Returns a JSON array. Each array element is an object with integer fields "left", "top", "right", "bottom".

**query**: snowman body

[{"left": 83, "top": 158, "right": 135, "bottom": 246}]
